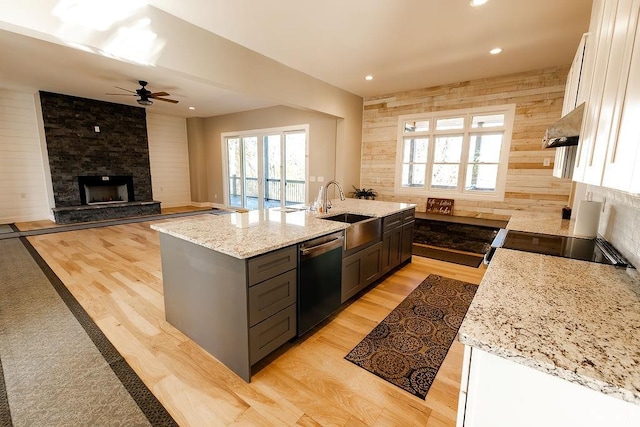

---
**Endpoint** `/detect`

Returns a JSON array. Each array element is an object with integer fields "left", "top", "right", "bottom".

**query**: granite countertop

[
  {"left": 506, "top": 211, "right": 578, "bottom": 237},
  {"left": 151, "top": 199, "right": 415, "bottom": 259},
  {"left": 459, "top": 211, "right": 640, "bottom": 405}
]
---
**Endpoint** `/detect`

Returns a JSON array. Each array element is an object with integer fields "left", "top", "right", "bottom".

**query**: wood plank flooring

[
  {"left": 13, "top": 205, "right": 213, "bottom": 231},
  {"left": 25, "top": 217, "right": 486, "bottom": 426}
]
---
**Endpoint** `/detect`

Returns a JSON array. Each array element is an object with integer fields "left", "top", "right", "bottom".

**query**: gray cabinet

[
  {"left": 401, "top": 220, "right": 414, "bottom": 262},
  {"left": 382, "top": 208, "right": 415, "bottom": 273},
  {"left": 341, "top": 241, "right": 383, "bottom": 303},
  {"left": 248, "top": 246, "right": 297, "bottom": 367},
  {"left": 341, "top": 208, "right": 415, "bottom": 303},
  {"left": 248, "top": 246, "right": 296, "bottom": 285},
  {"left": 249, "top": 304, "right": 296, "bottom": 365},
  {"left": 159, "top": 234, "right": 296, "bottom": 382},
  {"left": 248, "top": 269, "right": 297, "bottom": 327},
  {"left": 382, "top": 226, "right": 402, "bottom": 272}
]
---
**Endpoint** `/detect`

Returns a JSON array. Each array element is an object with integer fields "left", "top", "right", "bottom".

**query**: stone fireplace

[{"left": 40, "top": 91, "right": 161, "bottom": 224}]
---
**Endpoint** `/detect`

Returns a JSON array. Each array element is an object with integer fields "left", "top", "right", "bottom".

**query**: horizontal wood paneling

[
  {"left": 147, "top": 113, "right": 191, "bottom": 208},
  {"left": 0, "top": 89, "right": 50, "bottom": 223},
  {"left": 361, "top": 66, "right": 572, "bottom": 219}
]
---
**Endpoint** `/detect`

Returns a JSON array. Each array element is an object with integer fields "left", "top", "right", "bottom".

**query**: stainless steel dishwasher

[{"left": 297, "top": 231, "right": 344, "bottom": 336}]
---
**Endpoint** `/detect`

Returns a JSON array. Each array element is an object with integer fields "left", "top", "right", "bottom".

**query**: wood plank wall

[
  {"left": 361, "top": 66, "right": 572, "bottom": 220},
  {"left": 0, "top": 89, "right": 50, "bottom": 223},
  {"left": 146, "top": 113, "right": 192, "bottom": 208}
]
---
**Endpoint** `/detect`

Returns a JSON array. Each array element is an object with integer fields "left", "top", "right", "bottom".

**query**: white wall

[
  {"left": 0, "top": 89, "right": 50, "bottom": 223},
  {"left": 573, "top": 182, "right": 640, "bottom": 269},
  {"left": 593, "top": 187, "right": 640, "bottom": 269},
  {"left": 146, "top": 113, "right": 192, "bottom": 208}
]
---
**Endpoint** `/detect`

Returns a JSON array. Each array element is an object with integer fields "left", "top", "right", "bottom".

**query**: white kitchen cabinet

[
  {"left": 574, "top": 0, "right": 640, "bottom": 193},
  {"left": 457, "top": 346, "right": 640, "bottom": 427},
  {"left": 574, "top": 0, "right": 620, "bottom": 183},
  {"left": 602, "top": 0, "right": 640, "bottom": 192},
  {"left": 553, "top": 34, "right": 588, "bottom": 179}
]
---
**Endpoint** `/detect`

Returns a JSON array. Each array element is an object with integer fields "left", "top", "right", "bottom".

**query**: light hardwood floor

[
  {"left": 13, "top": 205, "right": 213, "bottom": 231},
  {"left": 26, "top": 218, "right": 485, "bottom": 426}
]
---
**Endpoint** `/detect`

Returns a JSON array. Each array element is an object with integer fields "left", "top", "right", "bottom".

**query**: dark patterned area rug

[{"left": 345, "top": 274, "right": 477, "bottom": 399}]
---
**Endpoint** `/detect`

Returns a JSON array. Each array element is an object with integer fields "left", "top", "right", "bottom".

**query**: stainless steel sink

[
  {"left": 322, "top": 213, "right": 374, "bottom": 224},
  {"left": 321, "top": 212, "right": 381, "bottom": 254}
]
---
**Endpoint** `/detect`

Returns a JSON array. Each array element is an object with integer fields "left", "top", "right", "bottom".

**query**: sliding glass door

[{"left": 224, "top": 126, "right": 307, "bottom": 210}]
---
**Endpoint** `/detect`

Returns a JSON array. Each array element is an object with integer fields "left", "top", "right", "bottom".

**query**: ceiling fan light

[{"left": 137, "top": 98, "right": 153, "bottom": 106}]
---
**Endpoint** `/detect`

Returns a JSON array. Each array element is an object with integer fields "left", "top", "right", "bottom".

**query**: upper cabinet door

[
  {"left": 575, "top": 0, "right": 624, "bottom": 184},
  {"left": 553, "top": 34, "right": 588, "bottom": 179},
  {"left": 574, "top": 0, "right": 640, "bottom": 193},
  {"left": 602, "top": 0, "right": 640, "bottom": 192}
]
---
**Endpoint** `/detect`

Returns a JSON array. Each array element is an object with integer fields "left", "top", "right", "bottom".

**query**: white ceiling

[{"left": 0, "top": 0, "right": 592, "bottom": 117}]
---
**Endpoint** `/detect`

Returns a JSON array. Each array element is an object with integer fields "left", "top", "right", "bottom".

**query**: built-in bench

[
  {"left": 415, "top": 212, "right": 508, "bottom": 229},
  {"left": 52, "top": 201, "right": 161, "bottom": 224},
  {"left": 413, "top": 212, "right": 508, "bottom": 255}
]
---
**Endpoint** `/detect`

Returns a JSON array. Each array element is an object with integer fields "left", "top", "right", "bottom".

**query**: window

[{"left": 396, "top": 105, "right": 515, "bottom": 200}]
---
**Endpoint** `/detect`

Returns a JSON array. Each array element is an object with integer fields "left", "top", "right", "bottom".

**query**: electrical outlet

[
  {"left": 317, "top": 176, "right": 324, "bottom": 182},
  {"left": 309, "top": 176, "right": 316, "bottom": 182},
  {"left": 543, "top": 158, "right": 551, "bottom": 167}
]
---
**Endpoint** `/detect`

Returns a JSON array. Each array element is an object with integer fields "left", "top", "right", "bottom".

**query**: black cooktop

[{"left": 487, "top": 229, "right": 630, "bottom": 267}]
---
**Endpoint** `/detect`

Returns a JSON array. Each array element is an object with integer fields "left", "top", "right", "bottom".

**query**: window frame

[
  {"left": 221, "top": 124, "right": 309, "bottom": 209},
  {"left": 394, "top": 104, "right": 515, "bottom": 201}
]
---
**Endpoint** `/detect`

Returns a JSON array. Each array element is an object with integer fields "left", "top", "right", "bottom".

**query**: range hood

[{"left": 542, "top": 102, "right": 585, "bottom": 148}]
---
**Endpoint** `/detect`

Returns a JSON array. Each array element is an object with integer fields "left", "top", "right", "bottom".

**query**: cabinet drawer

[
  {"left": 249, "top": 304, "right": 296, "bottom": 365},
  {"left": 248, "top": 246, "right": 296, "bottom": 286},
  {"left": 248, "top": 269, "right": 297, "bottom": 327},
  {"left": 382, "top": 213, "right": 402, "bottom": 232},
  {"left": 402, "top": 208, "right": 415, "bottom": 223}
]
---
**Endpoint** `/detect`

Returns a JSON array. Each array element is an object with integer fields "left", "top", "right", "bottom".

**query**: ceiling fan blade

[
  {"left": 149, "top": 91, "right": 170, "bottom": 97},
  {"left": 105, "top": 93, "right": 137, "bottom": 96},
  {"left": 114, "top": 86, "right": 137, "bottom": 94},
  {"left": 153, "top": 97, "right": 179, "bottom": 104}
]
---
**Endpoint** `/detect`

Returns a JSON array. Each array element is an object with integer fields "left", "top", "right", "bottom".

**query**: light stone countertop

[
  {"left": 506, "top": 210, "right": 579, "bottom": 237},
  {"left": 459, "top": 210, "right": 640, "bottom": 405},
  {"left": 151, "top": 199, "right": 415, "bottom": 259}
]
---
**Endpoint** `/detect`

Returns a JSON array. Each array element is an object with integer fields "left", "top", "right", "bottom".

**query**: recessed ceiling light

[
  {"left": 470, "top": 0, "right": 488, "bottom": 6},
  {"left": 365, "top": 75, "right": 374, "bottom": 81},
  {"left": 188, "top": 106, "right": 195, "bottom": 110},
  {"left": 490, "top": 47, "right": 503, "bottom": 55}
]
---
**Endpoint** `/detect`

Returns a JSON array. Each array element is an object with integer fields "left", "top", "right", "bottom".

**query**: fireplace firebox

[{"left": 78, "top": 176, "right": 135, "bottom": 205}]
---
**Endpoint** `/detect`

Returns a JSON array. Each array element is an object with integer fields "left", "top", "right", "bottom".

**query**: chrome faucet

[{"left": 323, "top": 180, "right": 346, "bottom": 213}]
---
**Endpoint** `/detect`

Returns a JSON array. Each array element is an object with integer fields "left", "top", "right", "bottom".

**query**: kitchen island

[
  {"left": 457, "top": 211, "right": 640, "bottom": 426},
  {"left": 151, "top": 199, "right": 415, "bottom": 381}
]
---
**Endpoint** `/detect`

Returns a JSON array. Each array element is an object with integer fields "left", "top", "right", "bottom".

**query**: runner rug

[
  {"left": 0, "top": 237, "right": 177, "bottom": 426},
  {"left": 345, "top": 274, "right": 477, "bottom": 399}
]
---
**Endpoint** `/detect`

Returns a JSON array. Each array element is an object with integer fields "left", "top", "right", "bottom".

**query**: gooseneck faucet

[{"left": 323, "top": 180, "right": 346, "bottom": 213}]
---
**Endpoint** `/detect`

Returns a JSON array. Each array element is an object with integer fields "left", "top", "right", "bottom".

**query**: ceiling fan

[{"left": 106, "top": 80, "right": 178, "bottom": 106}]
